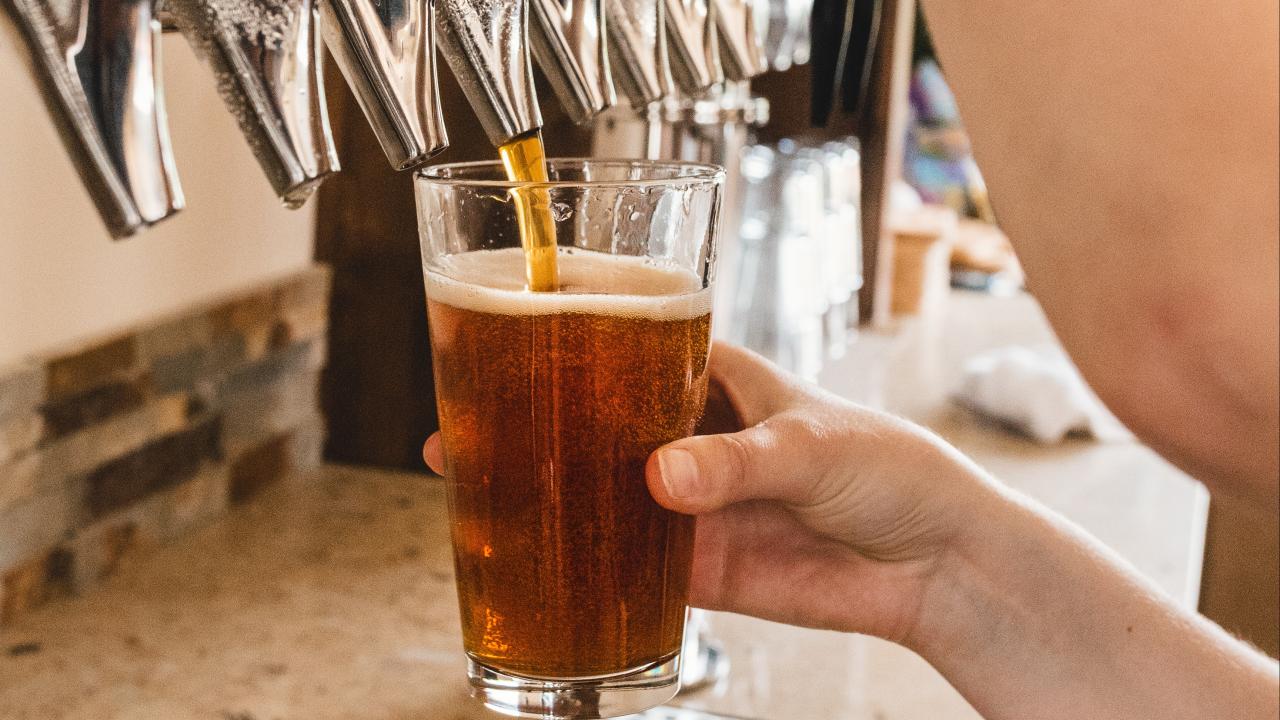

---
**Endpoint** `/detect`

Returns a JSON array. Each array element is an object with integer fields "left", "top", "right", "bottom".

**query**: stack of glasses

[{"left": 727, "top": 137, "right": 864, "bottom": 381}]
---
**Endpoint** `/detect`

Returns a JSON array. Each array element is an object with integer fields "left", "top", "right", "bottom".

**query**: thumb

[{"left": 646, "top": 415, "right": 835, "bottom": 515}]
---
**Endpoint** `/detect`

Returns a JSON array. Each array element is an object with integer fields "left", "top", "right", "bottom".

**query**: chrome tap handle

[
  {"left": 529, "top": 0, "right": 614, "bottom": 125},
  {"left": 788, "top": 0, "right": 809, "bottom": 64},
  {"left": 711, "top": 0, "right": 765, "bottom": 80},
  {"left": 605, "top": 0, "right": 670, "bottom": 109},
  {"left": 165, "top": 0, "right": 339, "bottom": 207},
  {"left": 663, "top": 0, "right": 722, "bottom": 95},
  {"left": 321, "top": 0, "right": 449, "bottom": 170},
  {"left": 3, "top": 0, "right": 184, "bottom": 238},
  {"left": 435, "top": 0, "right": 541, "bottom": 147},
  {"left": 761, "top": 0, "right": 811, "bottom": 70}
]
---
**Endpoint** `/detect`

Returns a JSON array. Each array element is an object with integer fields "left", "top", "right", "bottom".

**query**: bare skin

[
  {"left": 425, "top": 346, "right": 1280, "bottom": 720},
  {"left": 424, "top": 4, "right": 1280, "bottom": 717},
  {"left": 919, "top": 0, "right": 1280, "bottom": 501}
]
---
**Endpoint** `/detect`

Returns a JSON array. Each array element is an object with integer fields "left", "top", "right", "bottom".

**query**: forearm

[{"left": 911, "top": 481, "right": 1279, "bottom": 720}]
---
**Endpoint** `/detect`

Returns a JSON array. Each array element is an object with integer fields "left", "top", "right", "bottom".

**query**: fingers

[
  {"left": 647, "top": 412, "right": 837, "bottom": 515},
  {"left": 706, "top": 343, "right": 814, "bottom": 427},
  {"left": 694, "top": 375, "right": 744, "bottom": 435},
  {"left": 647, "top": 343, "right": 845, "bottom": 515},
  {"left": 688, "top": 503, "right": 923, "bottom": 641},
  {"left": 423, "top": 433, "right": 445, "bottom": 475}
]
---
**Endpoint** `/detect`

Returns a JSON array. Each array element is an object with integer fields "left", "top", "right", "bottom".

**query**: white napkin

[{"left": 954, "top": 345, "right": 1133, "bottom": 444}]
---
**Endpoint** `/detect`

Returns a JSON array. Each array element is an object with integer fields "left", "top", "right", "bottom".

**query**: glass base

[
  {"left": 468, "top": 654, "right": 681, "bottom": 719},
  {"left": 676, "top": 626, "right": 728, "bottom": 694}
]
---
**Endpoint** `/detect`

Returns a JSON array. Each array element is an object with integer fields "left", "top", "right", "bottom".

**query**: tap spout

[
  {"left": 166, "top": 0, "right": 340, "bottom": 207},
  {"left": 3, "top": 0, "right": 184, "bottom": 238},
  {"left": 320, "top": 0, "right": 449, "bottom": 170},
  {"left": 435, "top": 0, "right": 541, "bottom": 148},
  {"left": 605, "top": 0, "right": 670, "bottom": 109},
  {"left": 663, "top": 0, "right": 721, "bottom": 95},
  {"left": 528, "top": 0, "right": 614, "bottom": 125}
]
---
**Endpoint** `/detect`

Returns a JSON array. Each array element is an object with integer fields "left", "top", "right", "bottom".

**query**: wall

[
  {"left": 0, "top": 266, "right": 330, "bottom": 624},
  {"left": 0, "top": 33, "right": 317, "bottom": 365},
  {"left": 0, "top": 28, "right": 329, "bottom": 624}
]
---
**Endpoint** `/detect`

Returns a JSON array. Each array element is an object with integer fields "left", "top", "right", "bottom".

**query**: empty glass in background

[
  {"left": 415, "top": 160, "right": 724, "bottom": 719},
  {"left": 730, "top": 137, "right": 863, "bottom": 380},
  {"left": 819, "top": 140, "right": 865, "bottom": 357},
  {"left": 781, "top": 148, "right": 829, "bottom": 381}
]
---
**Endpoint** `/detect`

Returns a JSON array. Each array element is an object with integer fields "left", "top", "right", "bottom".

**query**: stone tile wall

[{"left": 0, "top": 266, "right": 330, "bottom": 625}]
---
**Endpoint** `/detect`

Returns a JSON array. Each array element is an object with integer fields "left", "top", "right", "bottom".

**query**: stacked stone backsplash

[{"left": 0, "top": 266, "right": 330, "bottom": 625}]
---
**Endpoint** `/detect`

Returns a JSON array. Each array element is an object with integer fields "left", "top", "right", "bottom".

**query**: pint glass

[{"left": 415, "top": 159, "right": 724, "bottom": 718}]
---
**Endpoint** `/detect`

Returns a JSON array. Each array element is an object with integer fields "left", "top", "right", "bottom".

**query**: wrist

[{"left": 901, "top": 475, "right": 1031, "bottom": 662}]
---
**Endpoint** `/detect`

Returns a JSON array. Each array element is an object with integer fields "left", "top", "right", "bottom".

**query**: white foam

[{"left": 425, "top": 248, "right": 712, "bottom": 320}]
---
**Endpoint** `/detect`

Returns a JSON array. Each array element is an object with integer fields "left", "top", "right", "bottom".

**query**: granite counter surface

[{"left": 0, "top": 292, "right": 1207, "bottom": 719}]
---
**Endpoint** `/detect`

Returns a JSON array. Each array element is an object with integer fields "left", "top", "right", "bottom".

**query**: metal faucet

[
  {"left": 434, "top": 0, "right": 542, "bottom": 147},
  {"left": 3, "top": 0, "right": 184, "bottom": 238},
  {"left": 165, "top": 0, "right": 340, "bottom": 208},
  {"left": 5, "top": 0, "right": 799, "bottom": 242},
  {"left": 605, "top": 0, "right": 670, "bottom": 110},
  {"left": 320, "top": 0, "right": 449, "bottom": 170},
  {"left": 711, "top": 0, "right": 765, "bottom": 81},
  {"left": 663, "top": 0, "right": 721, "bottom": 95},
  {"left": 529, "top": 0, "right": 614, "bottom": 125}
]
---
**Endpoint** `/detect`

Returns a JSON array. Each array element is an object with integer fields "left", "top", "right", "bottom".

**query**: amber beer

[
  {"left": 427, "top": 247, "right": 711, "bottom": 679},
  {"left": 499, "top": 129, "right": 560, "bottom": 291}
]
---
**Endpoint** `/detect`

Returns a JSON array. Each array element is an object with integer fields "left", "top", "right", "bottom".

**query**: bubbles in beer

[{"left": 427, "top": 248, "right": 711, "bottom": 678}]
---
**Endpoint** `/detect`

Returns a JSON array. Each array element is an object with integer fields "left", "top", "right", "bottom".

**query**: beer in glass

[{"left": 415, "top": 159, "right": 723, "bottom": 718}]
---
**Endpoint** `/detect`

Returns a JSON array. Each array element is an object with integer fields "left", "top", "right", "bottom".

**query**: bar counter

[{"left": 0, "top": 292, "right": 1207, "bottom": 719}]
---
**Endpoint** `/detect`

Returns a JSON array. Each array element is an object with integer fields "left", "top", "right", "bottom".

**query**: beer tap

[
  {"left": 165, "top": 0, "right": 340, "bottom": 207},
  {"left": 319, "top": 0, "right": 449, "bottom": 169},
  {"left": 4, "top": 0, "right": 795, "bottom": 253},
  {"left": 528, "top": 0, "right": 614, "bottom": 126},
  {"left": 590, "top": 0, "right": 670, "bottom": 158},
  {"left": 434, "top": 0, "right": 542, "bottom": 148},
  {"left": 711, "top": 0, "right": 764, "bottom": 81},
  {"left": 595, "top": 0, "right": 731, "bottom": 163},
  {"left": 659, "top": 0, "right": 767, "bottom": 224},
  {"left": 663, "top": 0, "right": 720, "bottom": 95},
  {"left": 3, "top": 0, "right": 184, "bottom": 238},
  {"left": 605, "top": 0, "right": 670, "bottom": 111}
]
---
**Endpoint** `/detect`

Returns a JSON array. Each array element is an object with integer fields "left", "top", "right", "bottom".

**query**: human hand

[
  {"left": 424, "top": 343, "right": 1279, "bottom": 720},
  {"left": 422, "top": 343, "right": 991, "bottom": 645},
  {"left": 642, "top": 343, "right": 994, "bottom": 645}
]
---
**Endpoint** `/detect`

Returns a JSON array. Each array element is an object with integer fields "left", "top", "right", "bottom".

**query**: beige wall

[{"left": 0, "top": 34, "right": 318, "bottom": 366}]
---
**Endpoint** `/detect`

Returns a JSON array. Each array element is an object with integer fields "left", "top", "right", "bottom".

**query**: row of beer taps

[{"left": 3, "top": 0, "right": 817, "bottom": 239}]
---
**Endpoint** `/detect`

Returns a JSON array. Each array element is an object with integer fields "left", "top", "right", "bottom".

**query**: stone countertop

[
  {"left": 1, "top": 465, "right": 485, "bottom": 720},
  {"left": 0, "top": 292, "right": 1208, "bottom": 720}
]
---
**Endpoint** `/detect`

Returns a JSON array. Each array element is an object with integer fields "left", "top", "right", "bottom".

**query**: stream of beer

[{"left": 498, "top": 130, "right": 560, "bottom": 292}]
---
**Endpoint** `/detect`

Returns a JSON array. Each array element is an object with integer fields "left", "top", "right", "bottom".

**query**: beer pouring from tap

[
  {"left": 165, "top": 0, "right": 340, "bottom": 207},
  {"left": 435, "top": 0, "right": 558, "bottom": 289},
  {"left": 3, "top": 0, "right": 184, "bottom": 238},
  {"left": 320, "top": 0, "right": 448, "bottom": 170}
]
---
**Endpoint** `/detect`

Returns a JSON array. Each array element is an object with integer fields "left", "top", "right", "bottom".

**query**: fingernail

[{"left": 658, "top": 448, "right": 701, "bottom": 499}]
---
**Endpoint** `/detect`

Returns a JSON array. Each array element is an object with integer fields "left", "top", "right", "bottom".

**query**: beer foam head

[{"left": 425, "top": 248, "right": 712, "bottom": 319}]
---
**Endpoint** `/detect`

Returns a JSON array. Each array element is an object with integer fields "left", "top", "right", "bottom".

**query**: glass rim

[{"left": 415, "top": 157, "right": 726, "bottom": 190}]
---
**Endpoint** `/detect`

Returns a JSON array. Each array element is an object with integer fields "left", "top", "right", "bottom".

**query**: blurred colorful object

[{"left": 904, "top": 59, "right": 996, "bottom": 223}]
